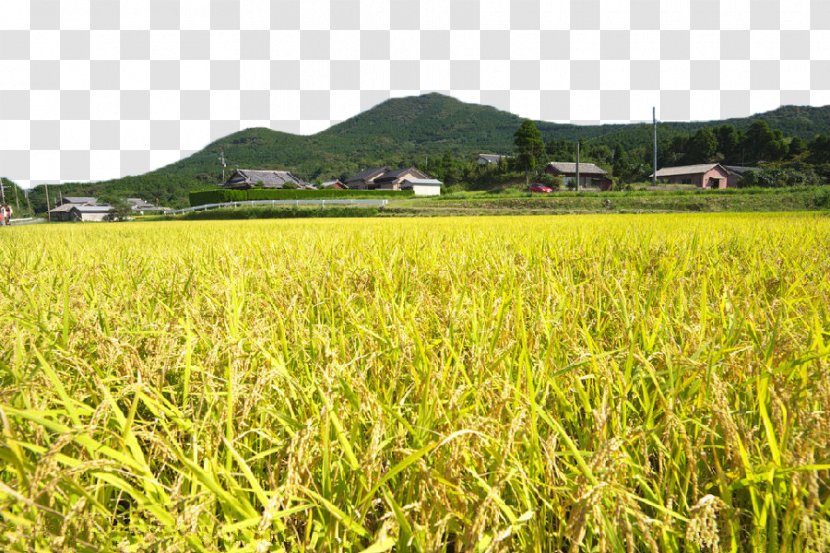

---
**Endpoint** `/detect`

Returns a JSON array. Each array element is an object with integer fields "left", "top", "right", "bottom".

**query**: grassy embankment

[
  {"left": 1, "top": 214, "right": 828, "bottom": 551},
  {"left": 169, "top": 186, "right": 830, "bottom": 219}
]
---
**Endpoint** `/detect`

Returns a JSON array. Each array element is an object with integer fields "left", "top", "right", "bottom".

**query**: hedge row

[{"left": 189, "top": 188, "right": 414, "bottom": 206}]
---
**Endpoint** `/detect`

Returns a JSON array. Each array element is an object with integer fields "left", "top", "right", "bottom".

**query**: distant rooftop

[
  {"left": 547, "top": 162, "right": 607, "bottom": 175},
  {"left": 653, "top": 164, "right": 723, "bottom": 178}
]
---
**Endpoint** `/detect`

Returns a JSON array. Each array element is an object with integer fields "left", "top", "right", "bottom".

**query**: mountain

[{"left": 20, "top": 93, "right": 830, "bottom": 208}]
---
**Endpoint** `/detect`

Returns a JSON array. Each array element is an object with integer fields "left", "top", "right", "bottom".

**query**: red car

[{"left": 529, "top": 184, "right": 553, "bottom": 193}]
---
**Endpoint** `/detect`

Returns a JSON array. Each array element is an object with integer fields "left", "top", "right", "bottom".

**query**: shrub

[
  {"left": 739, "top": 164, "right": 822, "bottom": 188},
  {"left": 536, "top": 173, "right": 563, "bottom": 190},
  {"left": 189, "top": 188, "right": 414, "bottom": 206}
]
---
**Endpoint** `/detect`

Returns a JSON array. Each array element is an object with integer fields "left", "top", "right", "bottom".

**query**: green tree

[
  {"left": 440, "top": 150, "right": 463, "bottom": 185},
  {"left": 612, "top": 144, "right": 628, "bottom": 179},
  {"left": 716, "top": 125, "right": 741, "bottom": 162},
  {"left": 808, "top": 134, "right": 830, "bottom": 164},
  {"left": 743, "top": 120, "right": 787, "bottom": 162},
  {"left": 514, "top": 120, "right": 545, "bottom": 184},
  {"left": 99, "top": 196, "right": 132, "bottom": 221},
  {"left": 688, "top": 128, "right": 719, "bottom": 163},
  {"left": 787, "top": 136, "right": 808, "bottom": 159}
]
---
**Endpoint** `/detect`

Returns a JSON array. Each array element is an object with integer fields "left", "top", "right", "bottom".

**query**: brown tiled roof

[
  {"left": 652, "top": 164, "right": 723, "bottom": 178},
  {"left": 547, "top": 162, "right": 607, "bottom": 176},
  {"left": 374, "top": 167, "right": 427, "bottom": 183},
  {"left": 345, "top": 167, "right": 390, "bottom": 184}
]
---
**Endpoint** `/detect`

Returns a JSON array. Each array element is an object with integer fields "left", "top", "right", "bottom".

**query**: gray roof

[
  {"left": 62, "top": 196, "right": 97, "bottom": 205},
  {"left": 546, "top": 162, "right": 607, "bottom": 176},
  {"left": 225, "top": 169, "right": 306, "bottom": 188},
  {"left": 72, "top": 205, "right": 113, "bottom": 213},
  {"left": 127, "top": 198, "right": 154, "bottom": 207},
  {"left": 653, "top": 164, "right": 724, "bottom": 178},
  {"left": 49, "top": 203, "right": 77, "bottom": 213},
  {"left": 403, "top": 178, "right": 442, "bottom": 186},
  {"left": 478, "top": 154, "right": 507, "bottom": 163},
  {"left": 724, "top": 165, "right": 761, "bottom": 175}
]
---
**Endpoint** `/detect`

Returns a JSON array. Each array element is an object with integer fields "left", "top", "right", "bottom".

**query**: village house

[
  {"left": 344, "top": 167, "right": 391, "bottom": 189},
  {"left": 223, "top": 169, "right": 308, "bottom": 190},
  {"left": 49, "top": 203, "right": 114, "bottom": 222},
  {"left": 345, "top": 167, "right": 431, "bottom": 190},
  {"left": 651, "top": 163, "right": 731, "bottom": 189},
  {"left": 545, "top": 162, "right": 612, "bottom": 190},
  {"left": 372, "top": 167, "right": 429, "bottom": 190},
  {"left": 476, "top": 154, "right": 509, "bottom": 165},
  {"left": 48, "top": 203, "right": 79, "bottom": 222}
]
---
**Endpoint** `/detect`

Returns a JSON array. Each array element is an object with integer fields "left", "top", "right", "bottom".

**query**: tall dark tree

[
  {"left": 514, "top": 120, "right": 545, "bottom": 184},
  {"left": 743, "top": 120, "right": 787, "bottom": 162},
  {"left": 439, "top": 150, "right": 464, "bottom": 185},
  {"left": 546, "top": 139, "right": 576, "bottom": 161},
  {"left": 787, "top": 136, "right": 808, "bottom": 159},
  {"left": 808, "top": 134, "right": 830, "bottom": 164},
  {"left": 588, "top": 144, "right": 613, "bottom": 165},
  {"left": 612, "top": 144, "right": 629, "bottom": 180},
  {"left": 688, "top": 128, "right": 719, "bottom": 163},
  {"left": 716, "top": 125, "right": 741, "bottom": 162}
]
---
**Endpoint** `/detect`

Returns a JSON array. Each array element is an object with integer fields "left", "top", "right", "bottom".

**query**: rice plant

[{"left": 0, "top": 213, "right": 828, "bottom": 552}]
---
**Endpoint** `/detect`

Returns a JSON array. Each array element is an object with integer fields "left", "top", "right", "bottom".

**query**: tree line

[{"left": 510, "top": 119, "right": 830, "bottom": 187}]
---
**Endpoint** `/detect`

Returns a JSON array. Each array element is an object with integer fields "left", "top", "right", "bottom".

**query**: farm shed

[
  {"left": 48, "top": 203, "right": 78, "bottom": 222},
  {"left": 69, "top": 205, "right": 114, "bottom": 222},
  {"left": 651, "top": 164, "right": 731, "bottom": 189},
  {"left": 402, "top": 178, "right": 442, "bottom": 196},
  {"left": 545, "top": 162, "right": 612, "bottom": 190}
]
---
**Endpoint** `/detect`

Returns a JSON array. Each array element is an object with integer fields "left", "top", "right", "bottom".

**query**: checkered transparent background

[{"left": 1, "top": 0, "right": 828, "bottom": 187}]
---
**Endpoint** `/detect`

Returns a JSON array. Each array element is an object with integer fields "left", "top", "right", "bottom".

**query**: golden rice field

[{"left": 1, "top": 213, "right": 829, "bottom": 553}]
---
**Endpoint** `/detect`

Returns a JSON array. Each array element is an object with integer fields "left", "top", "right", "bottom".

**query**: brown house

[
  {"left": 652, "top": 164, "right": 731, "bottom": 189},
  {"left": 545, "top": 162, "right": 612, "bottom": 190},
  {"left": 373, "top": 167, "right": 429, "bottom": 190},
  {"left": 345, "top": 166, "right": 429, "bottom": 190},
  {"left": 344, "top": 167, "right": 390, "bottom": 189}
]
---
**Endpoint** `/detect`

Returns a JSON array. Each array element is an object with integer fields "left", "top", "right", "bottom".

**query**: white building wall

[{"left": 413, "top": 184, "right": 441, "bottom": 196}]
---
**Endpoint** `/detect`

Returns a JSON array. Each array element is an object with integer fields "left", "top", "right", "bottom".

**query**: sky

[{"left": 0, "top": 0, "right": 828, "bottom": 187}]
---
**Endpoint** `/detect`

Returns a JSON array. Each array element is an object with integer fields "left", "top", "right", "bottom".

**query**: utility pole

[
  {"left": 653, "top": 107, "right": 658, "bottom": 186},
  {"left": 219, "top": 148, "right": 227, "bottom": 183},
  {"left": 575, "top": 141, "right": 580, "bottom": 192},
  {"left": 45, "top": 183, "right": 51, "bottom": 222}
]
